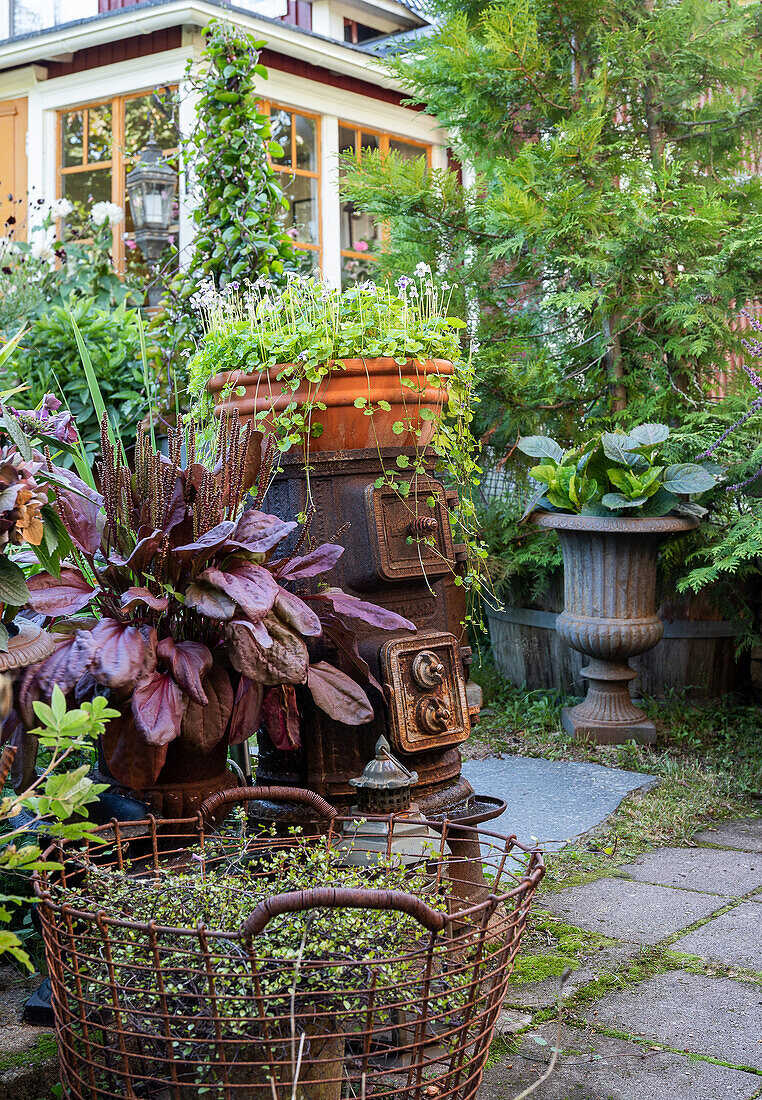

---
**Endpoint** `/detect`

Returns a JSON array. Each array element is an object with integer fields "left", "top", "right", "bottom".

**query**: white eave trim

[{"left": 0, "top": 0, "right": 406, "bottom": 91}]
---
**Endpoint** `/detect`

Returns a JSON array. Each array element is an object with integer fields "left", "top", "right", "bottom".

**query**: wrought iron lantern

[
  {"left": 125, "top": 132, "right": 177, "bottom": 265},
  {"left": 348, "top": 734, "right": 417, "bottom": 814}
]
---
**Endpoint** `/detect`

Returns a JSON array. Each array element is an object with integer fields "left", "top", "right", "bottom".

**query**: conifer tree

[{"left": 343, "top": 0, "right": 762, "bottom": 455}]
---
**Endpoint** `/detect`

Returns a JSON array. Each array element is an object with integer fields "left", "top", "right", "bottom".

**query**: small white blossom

[
  {"left": 30, "top": 238, "right": 55, "bottom": 263},
  {"left": 415, "top": 262, "right": 431, "bottom": 277},
  {"left": 91, "top": 201, "right": 124, "bottom": 227},
  {"left": 49, "top": 197, "right": 73, "bottom": 218}
]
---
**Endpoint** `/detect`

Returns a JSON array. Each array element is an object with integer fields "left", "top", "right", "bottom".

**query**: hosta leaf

[
  {"left": 229, "top": 510, "right": 298, "bottom": 553},
  {"left": 181, "top": 664, "right": 234, "bottom": 752},
  {"left": 228, "top": 676, "right": 264, "bottom": 745},
  {"left": 157, "top": 638, "right": 212, "bottom": 704},
  {"left": 261, "top": 684, "right": 301, "bottom": 750},
  {"left": 120, "top": 587, "right": 169, "bottom": 613},
  {"left": 517, "top": 435, "right": 564, "bottom": 462},
  {"left": 600, "top": 492, "right": 648, "bottom": 510},
  {"left": 307, "top": 662, "right": 374, "bottom": 725},
  {"left": 131, "top": 671, "right": 187, "bottom": 746},
  {"left": 627, "top": 423, "right": 670, "bottom": 447},
  {"left": 90, "top": 619, "right": 147, "bottom": 690},
  {"left": 185, "top": 581, "right": 236, "bottom": 620},
  {"left": 312, "top": 591, "right": 415, "bottom": 632},
  {"left": 26, "top": 568, "right": 99, "bottom": 617},
  {"left": 274, "top": 588, "right": 322, "bottom": 637},
  {"left": 0, "top": 556, "right": 30, "bottom": 607},
  {"left": 199, "top": 561, "right": 278, "bottom": 622},
  {"left": 601, "top": 433, "right": 639, "bottom": 467},
  {"left": 662, "top": 464, "right": 717, "bottom": 495},
  {"left": 276, "top": 543, "right": 344, "bottom": 580}
]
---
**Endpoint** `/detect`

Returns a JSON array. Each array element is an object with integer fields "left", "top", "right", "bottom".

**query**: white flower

[
  {"left": 30, "top": 238, "right": 55, "bottom": 263},
  {"left": 91, "top": 201, "right": 124, "bottom": 227},
  {"left": 415, "top": 261, "right": 431, "bottom": 277},
  {"left": 49, "top": 197, "right": 73, "bottom": 218}
]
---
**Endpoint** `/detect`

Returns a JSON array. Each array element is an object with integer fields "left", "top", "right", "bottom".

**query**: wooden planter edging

[{"left": 486, "top": 604, "right": 741, "bottom": 700}]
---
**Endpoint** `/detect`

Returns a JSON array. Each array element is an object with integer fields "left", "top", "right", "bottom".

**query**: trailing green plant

[
  {"left": 11, "top": 298, "right": 151, "bottom": 459},
  {"left": 0, "top": 686, "right": 115, "bottom": 969},
  {"left": 518, "top": 424, "right": 717, "bottom": 518},
  {"left": 148, "top": 18, "right": 297, "bottom": 391},
  {"left": 189, "top": 271, "right": 489, "bottom": 611}
]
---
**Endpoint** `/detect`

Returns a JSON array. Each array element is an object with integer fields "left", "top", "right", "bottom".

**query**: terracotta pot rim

[
  {"left": 207, "top": 357, "right": 455, "bottom": 393},
  {"left": 531, "top": 509, "right": 699, "bottom": 534}
]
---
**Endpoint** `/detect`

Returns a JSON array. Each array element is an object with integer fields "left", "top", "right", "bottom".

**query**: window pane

[
  {"left": 270, "top": 110, "right": 292, "bottom": 166},
  {"left": 61, "top": 168, "right": 111, "bottom": 235},
  {"left": 339, "top": 126, "right": 357, "bottom": 157},
  {"left": 296, "top": 247, "right": 319, "bottom": 274},
  {"left": 341, "top": 252, "right": 376, "bottom": 287},
  {"left": 61, "top": 111, "right": 84, "bottom": 168},
  {"left": 389, "top": 139, "right": 426, "bottom": 162},
  {"left": 340, "top": 202, "right": 379, "bottom": 255},
  {"left": 280, "top": 173, "right": 319, "bottom": 245},
  {"left": 87, "top": 103, "right": 112, "bottom": 164},
  {"left": 294, "top": 113, "right": 317, "bottom": 171},
  {"left": 360, "top": 132, "right": 380, "bottom": 156},
  {"left": 124, "top": 92, "right": 178, "bottom": 161}
]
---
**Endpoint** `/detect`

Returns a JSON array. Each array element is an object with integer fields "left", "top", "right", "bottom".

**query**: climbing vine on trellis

[{"left": 150, "top": 19, "right": 297, "bottom": 397}]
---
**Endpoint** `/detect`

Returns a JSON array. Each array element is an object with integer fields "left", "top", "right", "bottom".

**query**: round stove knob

[
  {"left": 416, "top": 697, "right": 452, "bottom": 734},
  {"left": 412, "top": 650, "right": 445, "bottom": 688}
]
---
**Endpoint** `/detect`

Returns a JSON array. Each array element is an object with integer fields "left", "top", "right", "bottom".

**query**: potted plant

[
  {"left": 189, "top": 270, "right": 465, "bottom": 453},
  {"left": 16, "top": 412, "right": 415, "bottom": 815},
  {"left": 517, "top": 423, "right": 717, "bottom": 743}
]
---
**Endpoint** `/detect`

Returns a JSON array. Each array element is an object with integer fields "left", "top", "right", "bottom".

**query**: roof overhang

[{"left": 0, "top": 0, "right": 410, "bottom": 90}]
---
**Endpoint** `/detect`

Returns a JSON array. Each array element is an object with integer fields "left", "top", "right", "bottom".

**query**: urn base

[{"left": 561, "top": 705, "right": 657, "bottom": 745}]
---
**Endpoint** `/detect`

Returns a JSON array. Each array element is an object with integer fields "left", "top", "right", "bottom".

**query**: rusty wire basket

[{"left": 34, "top": 786, "right": 544, "bottom": 1100}]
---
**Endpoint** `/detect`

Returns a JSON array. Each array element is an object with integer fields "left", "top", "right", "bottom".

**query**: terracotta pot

[
  {"left": 531, "top": 511, "right": 698, "bottom": 744},
  {"left": 0, "top": 618, "right": 54, "bottom": 674},
  {"left": 207, "top": 357, "right": 454, "bottom": 451}
]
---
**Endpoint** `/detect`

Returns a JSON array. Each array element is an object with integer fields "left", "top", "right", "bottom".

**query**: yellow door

[{"left": 0, "top": 97, "right": 28, "bottom": 240}]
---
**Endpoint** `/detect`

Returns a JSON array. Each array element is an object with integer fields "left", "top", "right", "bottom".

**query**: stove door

[{"left": 380, "top": 631, "right": 470, "bottom": 754}]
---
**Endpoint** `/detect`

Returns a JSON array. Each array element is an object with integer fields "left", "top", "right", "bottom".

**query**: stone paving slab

[
  {"left": 542, "top": 878, "right": 726, "bottom": 944},
  {"left": 460, "top": 757, "right": 656, "bottom": 853},
  {"left": 503, "top": 943, "right": 642, "bottom": 1011},
  {"left": 616, "top": 846, "right": 762, "bottom": 896},
  {"left": 671, "top": 901, "right": 762, "bottom": 971},
  {"left": 692, "top": 818, "right": 762, "bottom": 852},
  {"left": 586, "top": 970, "right": 762, "bottom": 1071},
  {"left": 478, "top": 1024, "right": 761, "bottom": 1100}
]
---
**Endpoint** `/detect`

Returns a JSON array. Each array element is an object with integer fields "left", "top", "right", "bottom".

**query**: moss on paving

[
  {"left": 0, "top": 1033, "right": 57, "bottom": 1074},
  {"left": 472, "top": 667, "right": 762, "bottom": 1076}
]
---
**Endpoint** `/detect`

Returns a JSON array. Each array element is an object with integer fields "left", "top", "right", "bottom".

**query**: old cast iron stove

[{"left": 257, "top": 448, "right": 480, "bottom": 817}]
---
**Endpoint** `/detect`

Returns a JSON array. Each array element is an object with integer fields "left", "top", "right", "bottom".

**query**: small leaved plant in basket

[
  {"left": 13, "top": 412, "right": 415, "bottom": 794},
  {"left": 37, "top": 808, "right": 541, "bottom": 1099}
]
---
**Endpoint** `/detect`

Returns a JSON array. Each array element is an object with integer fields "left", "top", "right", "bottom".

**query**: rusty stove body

[{"left": 257, "top": 448, "right": 478, "bottom": 816}]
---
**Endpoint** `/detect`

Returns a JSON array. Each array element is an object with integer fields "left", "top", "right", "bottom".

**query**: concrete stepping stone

[
  {"left": 461, "top": 757, "right": 656, "bottom": 853},
  {"left": 586, "top": 970, "right": 762, "bottom": 1071},
  {"left": 542, "top": 878, "right": 726, "bottom": 944},
  {"left": 478, "top": 1024, "right": 760, "bottom": 1099},
  {"left": 504, "top": 942, "right": 641, "bottom": 1011},
  {"left": 616, "top": 846, "right": 762, "bottom": 897},
  {"left": 692, "top": 818, "right": 762, "bottom": 853},
  {"left": 671, "top": 901, "right": 762, "bottom": 971}
]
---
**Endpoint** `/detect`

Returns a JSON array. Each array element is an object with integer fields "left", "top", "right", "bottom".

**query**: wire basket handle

[
  {"left": 241, "top": 886, "right": 447, "bottom": 941},
  {"left": 199, "top": 785, "right": 339, "bottom": 822}
]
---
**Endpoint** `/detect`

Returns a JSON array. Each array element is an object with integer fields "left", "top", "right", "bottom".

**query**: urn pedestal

[{"left": 532, "top": 512, "right": 698, "bottom": 745}]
